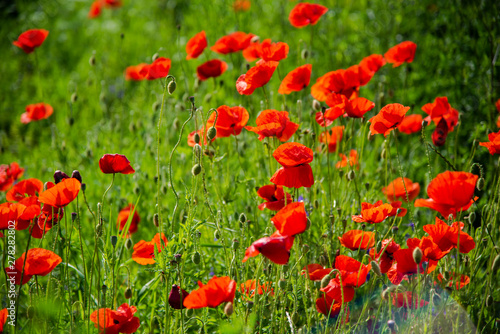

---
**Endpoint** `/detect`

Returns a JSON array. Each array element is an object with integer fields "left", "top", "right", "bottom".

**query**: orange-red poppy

[
  {"left": 359, "top": 54, "right": 386, "bottom": 85},
  {"left": 99, "top": 154, "right": 135, "bottom": 174},
  {"left": 132, "top": 233, "right": 168, "bottom": 265},
  {"left": 319, "top": 126, "right": 344, "bottom": 153},
  {"left": 242, "top": 42, "right": 263, "bottom": 62},
  {"left": 386, "top": 248, "right": 423, "bottom": 285},
  {"left": 21, "top": 103, "right": 53, "bottom": 124},
  {"left": 125, "top": 64, "right": 148, "bottom": 81},
  {"left": 0, "top": 202, "right": 26, "bottom": 230},
  {"left": 196, "top": 59, "right": 228, "bottom": 81},
  {"left": 186, "top": 31, "right": 207, "bottom": 60},
  {"left": 168, "top": 285, "right": 190, "bottom": 309},
  {"left": 5, "top": 248, "right": 62, "bottom": 285},
  {"left": 325, "top": 93, "right": 375, "bottom": 119},
  {"left": 260, "top": 39, "right": 289, "bottom": 62},
  {"left": 289, "top": 3, "right": 328, "bottom": 28},
  {"left": 239, "top": 279, "right": 274, "bottom": 298},
  {"left": 320, "top": 278, "right": 355, "bottom": 303},
  {"left": 414, "top": 171, "right": 478, "bottom": 218},
  {"left": 245, "top": 109, "right": 299, "bottom": 142},
  {"left": 436, "top": 273, "right": 470, "bottom": 290},
  {"left": 302, "top": 264, "right": 333, "bottom": 281},
  {"left": 117, "top": 204, "right": 140, "bottom": 236},
  {"left": 369, "top": 239, "right": 400, "bottom": 274},
  {"left": 278, "top": 64, "right": 312, "bottom": 95},
  {"left": 271, "top": 202, "right": 307, "bottom": 237},
  {"left": 256, "top": 184, "right": 292, "bottom": 211},
  {"left": 0, "top": 308, "right": 7, "bottom": 332},
  {"left": 423, "top": 217, "right": 475, "bottom": 254},
  {"left": 311, "top": 66, "right": 360, "bottom": 102},
  {"left": 335, "top": 149, "right": 358, "bottom": 169},
  {"left": 183, "top": 276, "right": 236, "bottom": 309},
  {"left": 13, "top": 29, "right": 49, "bottom": 54},
  {"left": 352, "top": 200, "right": 396, "bottom": 224},
  {"left": 382, "top": 177, "right": 420, "bottom": 203},
  {"left": 368, "top": 103, "right": 410, "bottom": 136},
  {"left": 391, "top": 292, "right": 428, "bottom": 309},
  {"left": 335, "top": 255, "right": 371, "bottom": 288},
  {"left": 90, "top": 303, "right": 140, "bottom": 334},
  {"left": 6, "top": 178, "right": 43, "bottom": 202},
  {"left": 142, "top": 57, "right": 171, "bottom": 80},
  {"left": 270, "top": 142, "right": 314, "bottom": 188},
  {"left": 243, "top": 231, "right": 295, "bottom": 265},
  {"left": 0, "top": 162, "right": 24, "bottom": 192},
  {"left": 206, "top": 105, "right": 249, "bottom": 137},
  {"left": 88, "top": 1, "right": 102, "bottom": 18},
  {"left": 211, "top": 32, "right": 255, "bottom": 54},
  {"left": 479, "top": 130, "right": 500, "bottom": 155},
  {"left": 233, "top": 0, "right": 251, "bottom": 11},
  {"left": 236, "top": 59, "right": 278, "bottom": 95},
  {"left": 384, "top": 41, "right": 417, "bottom": 67},
  {"left": 338, "top": 230, "right": 375, "bottom": 250},
  {"left": 38, "top": 178, "right": 81, "bottom": 208},
  {"left": 397, "top": 114, "right": 422, "bottom": 134}
]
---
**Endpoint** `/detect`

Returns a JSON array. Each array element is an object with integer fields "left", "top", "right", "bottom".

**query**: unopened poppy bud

[
  {"left": 232, "top": 239, "right": 239, "bottom": 250},
  {"left": 207, "top": 127, "right": 217, "bottom": 141},
  {"left": 342, "top": 219, "right": 347, "bottom": 230},
  {"left": 168, "top": 80, "right": 177, "bottom": 95},
  {"left": 189, "top": 96, "right": 195, "bottom": 104},
  {"left": 320, "top": 274, "right": 331, "bottom": 289},
  {"left": 314, "top": 199, "right": 319, "bottom": 209},
  {"left": 214, "top": 230, "right": 220, "bottom": 240},
  {"left": 110, "top": 235, "right": 118, "bottom": 248},
  {"left": 492, "top": 254, "right": 500, "bottom": 274},
  {"left": 101, "top": 284, "right": 108, "bottom": 294},
  {"left": 413, "top": 247, "right": 423, "bottom": 265},
  {"left": 89, "top": 54, "right": 96, "bottom": 66},
  {"left": 468, "top": 212, "right": 476, "bottom": 224},
  {"left": 54, "top": 170, "right": 69, "bottom": 184},
  {"left": 27, "top": 306, "right": 35, "bottom": 319},
  {"left": 312, "top": 99, "right": 321, "bottom": 112},
  {"left": 432, "top": 291, "right": 441, "bottom": 304},
  {"left": 371, "top": 261, "right": 382, "bottom": 276},
  {"left": 381, "top": 148, "right": 387, "bottom": 159},
  {"left": 71, "top": 212, "right": 77, "bottom": 222},
  {"left": 174, "top": 254, "right": 182, "bottom": 263},
  {"left": 71, "top": 92, "right": 78, "bottom": 103},
  {"left": 301, "top": 49, "right": 309, "bottom": 60},
  {"left": 319, "top": 254, "right": 328, "bottom": 267},
  {"left": 173, "top": 118, "right": 180, "bottom": 130},
  {"left": 192, "top": 251, "right": 201, "bottom": 264},
  {"left": 169, "top": 285, "right": 189, "bottom": 310},
  {"left": 477, "top": 177, "right": 485, "bottom": 191},
  {"left": 153, "top": 213, "right": 160, "bottom": 227},
  {"left": 347, "top": 170, "right": 355, "bottom": 181},
  {"left": 306, "top": 218, "right": 311, "bottom": 231},
  {"left": 125, "top": 238, "right": 133, "bottom": 249},
  {"left": 95, "top": 223, "right": 103, "bottom": 237},
  {"left": 192, "top": 164, "right": 202, "bottom": 176},
  {"left": 392, "top": 226, "right": 399, "bottom": 233},
  {"left": 311, "top": 132, "right": 316, "bottom": 141},
  {"left": 224, "top": 302, "right": 234, "bottom": 316},
  {"left": 365, "top": 182, "right": 370, "bottom": 191},
  {"left": 152, "top": 53, "right": 159, "bottom": 62},
  {"left": 194, "top": 132, "right": 201, "bottom": 145},
  {"left": 71, "top": 170, "right": 82, "bottom": 183},
  {"left": 239, "top": 213, "right": 247, "bottom": 223},
  {"left": 86, "top": 148, "right": 93, "bottom": 158},
  {"left": 124, "top": 287, "right": 132, "bottom": 299}
]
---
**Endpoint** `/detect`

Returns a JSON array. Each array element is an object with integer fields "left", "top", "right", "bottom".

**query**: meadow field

[{"left": 0, "top": 0, "right": 499, "bottom": 333}]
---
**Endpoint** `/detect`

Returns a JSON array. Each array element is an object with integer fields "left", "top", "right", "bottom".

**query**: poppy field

[{"left": 1, "top": 0, "right": 500, "bottom": 333}]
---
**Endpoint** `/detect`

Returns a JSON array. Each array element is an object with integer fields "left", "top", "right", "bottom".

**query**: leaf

[
  {"left": 215, "top": 153, "right": 227, "bottom": 162},
  {"left": 137, "top": 275, "right": 161, "bottom": 303}
]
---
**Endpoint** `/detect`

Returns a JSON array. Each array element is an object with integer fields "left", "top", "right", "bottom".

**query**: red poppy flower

[
  {"left": 6, "top": 178, "right": 43, "bottom": 202},
  {"left": 386, "top": 249, "right": 423, "bottom": 285},
  {"left": 125, "top": 64, "right": 148, "bottom": 81},
  {"left": 0, "top": 202, "right": 26, "bottom": 230},
  {"left": 233, "top": 0, "right": 251, "bottom": 11},
  {"left": 236, "top": 59, "right": 278, "bottom": 95},
  {"left": 311, "top": 66, "right": 360, "bottom": 102},
  {"left": 21, "top": 103, "right": 53, "bottom": 124},
  {"left": 369, "top": 239, "right": 400, "bottom": 274},
  {"left": 334, "top": 255, "right": 371, "bottom": 288},
  {"left": 397, "top": 114, "right": 422, "bottom": 134},
  {"left": 187, "top": 127, "right": 214, "bottom": 147},
  {"left": 423, "top": 217, "right": 475, "bottom": 254},
  {"left": 196, "top": 59, "right": 228, "bottom": 81},
  {"left": 88, "top": 1, "right": 103, "bottom": 18},
  {"left": 414, "top": 171, "right": 478, "bottom": 218},
  {"left": 245, "top": 109, "right": 299, "bottom": 142},
  {"left": 352, "top": 200, "right": 396, "bottom": 224},
  {"left": 186, "top": 31, "right": 207, "bottom": 60},
  {"left": 117, "top": 204, "right": 140, "bottom": 235},
  {"left": 335, "top": 149, "right": 358, "bottom": 169},
  {"left": 368, "top": 103, "right": 410, "bottom": 137},
  {"left": 38, "top": 178, "right": 81, "bottom": 208},
  {"left": 243, "top": 231, "right": 295, "bottom": 265},
  {"left": 302, "top": 264, "right": 333, "bottom": 281},
  {"left": 239, "top": 280, "right": 274, "bottom": 298},
  {"left": 319, "top": 126, "right": 344, "bottom": 153},
  {"left": 206, "top": 105, "right": 249, "bottom": 137},
  {"left": 211, "top": 32, "right": 255, "bottom": 54},
  {"left": 99, "top": 154, "right": 135, "bottom": 174},
  {"left": 141, "top": 57, "right": 171, "bottom": 80},
  {"left": 260, "top": 39, "right": 289, "bottom": 62},
  {"left": 132, "top": 233, "right": 168, "bottom": 265},
  {"left": 496, "top": 98, "right": 500, "bottom": 112},
  {"left": 315, "top": 111, "right": 333, "bottom": 127},
  {"left": 242, "top": 42, "right": 263, "bottom": 62},
  {"left": 5, "top": 248, "right": 62, "bottom": 285},
  {"left": 391, "top": 292, "right": 428, "bottom": 309},
  {"left": 0, "top": 162, "right": 24, "bottom": 191},
  {"left": 183, "top": 276, "right": 236, "bottom": 309},
  {"left": 338, "top": 230, "right": 375, "bottom": 250},
  {"left": 359, "top": 54, "right": 386, "bottom": 85},
  {"left": 406, "top": 237, "right": 449, "bottom": 262},
  {"left": 384, "top": 41, "right": 417, "bottom": 67},
  {"left": 320, "top": 278, "right": 355, "bottom": 303},
  {"left": 289, "top": 3, "right": 328, "bottom": 28},
  {"left": 436, "top": 273, "right": 470, "bottom": 290},
  {"left": 0, "top": 308, "right": 7, "bottom": 332},
  {"left": 278, "top": 64, "right": 312, "bottom": 95},
  {"left": 271, "top": 202, "right": 307, "bottom": 237},
  {"left": 479, "top": 130, "right": 500, "bottom": 155},
  {"left": 315, "top": 295, "right": 344, "bottom": 318},
  {"left": 256, "top": 184, "right": 292, "bottom": 211},
  {"left": 422, "top": 97, "right": 459, "bottom": 129},
  {"left": 90, "top": 303, "right": 140, "bottom": 334},
  {"left": 35, "top": 203, "right": 64, "bottom": 235},
  {"left": 325, "top": 93, "right": 375, "bottom": 119},
  {"left": 270, "top": 142, "right": 314, "bottom": 188},
  {"left": 382, "top": 177, "right": 420, "bottom": 203},
  {"left": 13, "top": 29, "right": 49, "bottom": 54}
]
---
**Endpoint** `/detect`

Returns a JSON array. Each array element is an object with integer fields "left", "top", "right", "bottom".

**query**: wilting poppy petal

[
  {"left": 338, "top": 230, "right": 375, "bottom": 250},
  {"left": 13, "top": 29, "right": 49, "bottom": 54},
  {"left": 289, "top": 3, "right": 328, "bottom": 28},
  {"left": 278, "top": 64, "right": 312, "bottom": 94},
  {"left": 183, "top": 276, "right": 236, "bottom": 309},
  {"left": 186, "top": 31, "right": 207, "bottom": 60},
  {"left": 384, "top": 41, "right": 417, "bottom": 67},
  {"left": 38, "top": 178, "right": 81, "bottom": 208},
  {"left": 197, "top": 59, "right": 228, "bottom": 81},
  {"left": 99, "top": 154, "right": 135, "bottom": 174},
  {"left": 437, "top": 273, "right": 470, "bottom": 290}
]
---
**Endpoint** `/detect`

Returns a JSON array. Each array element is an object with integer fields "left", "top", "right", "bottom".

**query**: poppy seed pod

[
  {"left": 207, "top": 127, "right": 217, "bottom": 141},
  {"left": 168, "top": 80, "right": 177, "bottom": 95},
  {"left": 27, "top": 305, "right": 35, "bottom": 319},
  {"left": 371, "top": 261, "right": 382, "bottom": 276},
  {"left": 413, "top": 247, "right": 423, "bottom": 265},
  {"left": 124, "top": 287, "right": 132, "bottom": 299},
  {"left": 477, "top": 177, "right": 485, "bottom": 191},
  {"left": 192, "top": 251, "right": 201, "bottom": 264},
  {"left": 192, "top": 164, "right": 202, "bottom": 176},
  {"left": 224, "top": 302, "right": 234, "bottom": 316},
  {"left": 194, "top": 132, "right": 201, "bottom": 144},
  {"left": 232, "top": 239, "right": 239, "bottom": 250},
  {"left": 169, "top": 285, "right": 189, "bottom": 309}
]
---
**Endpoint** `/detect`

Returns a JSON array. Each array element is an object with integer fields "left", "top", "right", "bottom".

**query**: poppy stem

[
  {"left": 261, "top": 86, "right": 270, "bottom": 109},
  {"left": 101, "top": 173, "right": 115, "bottom": 205},
  {"left": 392, "top": 132, "right": 415, "bottom": 222}
]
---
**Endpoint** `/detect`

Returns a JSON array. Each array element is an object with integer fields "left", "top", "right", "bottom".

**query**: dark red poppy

[
  {"left": 289, "top": 3, "right": 328, "bottom": 28},
  {"left": 315, "top": 295, "right": 344, "bottom": 318},
  {"left": 368, "top": 103, "right": 410, "bottom": 137},
  {"left": 335, "top": 149, "right": 358, "bottom": 169},
  {"left": 320, "top": 278, "right": 355, "bottom": 303},
  {"left": 319, "top": 126, "right": 344, "bottom": 153},
  {"left": 423, "top": 217, "right": 475, "bottom": 254},
  {"left": 369, "top": 239, "right": 400, "bottom": 274},
  {"left": 21, "top": 103, "right": 53, "bottom": 124},
  {"left": 38, "top": 178, "right": 81, "bottom": 208},
  {"left": 211, "top": 32, "right": 255, "bottom": 54},
  {"left": 271, "top": 202, "right": 307, "bottom": 237},
  {"left": 260, "top": 39, "right": 289, "bottom": 62},
  {"left": 132, "top": 233, "right": 168, "bottom": 265},
  {"left": 196, "top": 59, "right": 228, "bottom": 81},
  {"left": 13, "top": 29, "right": 49, "bottom": 54},
  {"left": 278, "top": 64, "right": 312, "bottom": 95},
  {"left": 141, "top": 57, "right": 171, "bottom": 80},
  {"left": 338, "top": 230, "right": 375, "bottom": 250},
  {"left": 99, "top": 154, "right": 135, "bottom": 174},
  {"left": 384, "top": 41, "right": 417, "bottom": 67},
  {"left": 236, "top": 59, "right": 278, "bottom": 95},
  {"left": 242, "top": 42, "right": 263, "bottom": 62},
  {"left": 206, "top": 105, "right": 249, "bottom": 137},
  {"left": 414, "top": 171, "right": 478, "bottom": 218},
  {"left": 6, "top": 178, "right": 43, "bottom": 202},
  {"left": 125, "top": 64, "right": 148, "bottom": 81},
  {"left": 245, "top": 109, "right": 299, "bottom": 142},
  {"left": 359, "top": 54, "right": 386, "bottom": 85},
  {"left": 352, "top": 200, "right": 395, "bottom": 224},
  {"left": 186, "top": 31, "right": 207, "bottom": 60},
  {"left": 311, "top": 66, "right": 361, "bottom": 102},
  {"left": 256, "top": 184, "right": 292, "bottom": 211},
  {"left": 90, "top": 303, "right": 140, "bottom": 334},
  {"left": 169, "top": 285, "right": 190, "bottom": 309},
  {"left": 117, "top": 204, "right": 140, "bottom": 236},
  {"left": 436, "top": 273, "right": 470, "bottom": 290},
  {"left": 325, "top": 93, "right": 375, "bottom": 119},
  {"left": 391, "top": 292, "right": 428, "bottom": 309},
  {"left": 302, "top": 264, "right": 333, "bottom": 281},
  {"left": 243, "top": 231, "right": 295, "bottom": 265},
  {"left": 270, "top": 142, "right": 314, "bottom": 188},
  {"left": 183, "top": 276, "right": 236, "bottom": 309},
  {"left": 335, "top": 255, "right": 371, "bottom": 288},
  {"left": 479, "top": 130, "right": 500, "bottom": 155},
  {"left": 5, "top": 248, "right": 62, "bottom": 285},
  {"left": 397, "top": 114, "right": 422, "bottom": 134},
  {"left": 239, "top": 279, "right": 274, "bottom": 298},
  {"left": 382, "top": 177, "right": 420, "bottom": 203},
  {"left": 0, "top": 162, "right": 24, "bottom": 191}
]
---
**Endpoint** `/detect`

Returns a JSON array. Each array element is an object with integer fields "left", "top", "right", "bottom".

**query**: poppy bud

[
  {"left": 71, "top": 93, "right": 78, "bottom": 103},
  {"left": 189, "top": 96, "right": 195, "bottom": 104},
  {"left": 312, "top": 100, "right": 321, "bottom": 112},
  {"left": 320, "top": 274, "right": 331, "bottom": 289},
  {"left": 192, "top": 164, "right": 202, "bottom": 176},
  {"left": 477, "top": 177, "right": 485, "bottom": 191},
  {"left": 192, "top": 251, "right": 201, "bottom": 264},
  {"left": 365, "top": 182, "right": 370, "bottom": 191},
  {"left": 311, "top": 132, "right": 316, "bottom": 141},
  {"left": 492, "top": 254, "right": 500, "bottom": 274},
  {"left": 305, "top": 218, "right": 311, "bottom": 231},
  {"left": 421, "top": 119, "right": 428, "bottom": 128},
  {"left": 342, "top": 219, "right": 347, "bottom": 230},
  {"left": 110, "top": 235, "right": 118, "bottom": 248},
  {"left": 278, "top": 279, "right": 287, "bottom": 290},
  {"left": 392, "top": 226, "right": 399, "bottom": 233},
  {"left": 173, "top": 118, "right": 180, "bottom": 130},
  {"left": 314, "top": 200, "right": 319, "bottom": 209},
  {"left": 124, "top": 287, "right": 132, "bottom": 299},
  {"left": 413, "top": 247, "right": 423, "bottom": 265},
  {"left": 468, "top": 212, "right": 476, "bottom": 224},
  {"left": 381, "top": 148, "right": 386, "bottom": 160},
  {"left": 152, "top": 53, "right": 159, "bottom": 62},
  {"left": 168, "top": 80, "right": 177, "bottom": 95},
  {"left": 204, "top": 149, "right": 215, "bottom": 158},
  {"left": 86, "top": 148, "right": 93, "bottom": 158},
  {"left": 319, "top": 254, "right": 328, "bottom": 267},
  {"left": 432, "top": 291, "right": 441, "bottom": 304},
  {"left": 239, "top": 213, "right": 247, "bottom": 223},
  {"left": 70, "top": 212, "right": 77, "bottom": 223},
  {"left": 371, "top": 261, "right": 382, "bottom": 276},
  {"left": 96, "top": 223, "right": 103, "bottom": 237},
  {"left": 27, "top": 306, "right": 35, "bottom": 319},
  {"left": 174, "top": 254, "right": 182, "bottom": 262},
  {"left": 224, "top": 302, "right": 234, "bottom": 317},
  {"left": 153, "top": 213, "right": 160, "bottom": 227},
  {"left": 71, "top": 170, "right": 82, "bottom": 183},
  {"left": 89, "top": 54, "right": 96, "bottom": 66},
  {"left": 207, "top": 127, "right": 217, "bottom": 141},
  {"left": 54, "top": 170, "right": 69, "bottom": 184},
  {"left": 301, "top": 49, "right": 309, "bottom": 60},
  {"left": 214, "top": 230, "right": 220, "bottom": 240},
  {"left": 486, "top": 295, "right": 494, "bottom": 307},
  {"left": 347, "top": 170, "right": 355, "bottom": 181},
  {"left": 232, "top": 239, "right": 239, "bottom": 250},
  {"left": 168, "top": 285, "right": 189, "bottom": 309},
  {"left": 387, "top": 320, "right": 397, "bottom": 332},
  {"left": 125, "top": 238, "right": 133, "bottom": 249}
]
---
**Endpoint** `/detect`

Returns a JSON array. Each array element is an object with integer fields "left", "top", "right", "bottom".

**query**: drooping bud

[
  {"left": 381, "top": 148, "right": 387, "bottom": 160},
  {"left": 192, "top": 164, "right": 202, "bottom": 176},
  {"left": 239, "top": 213, "right": 247, "bottom": 223},
  {"left": 214, "top": 230, "right": 220, "bottom": 240},
  {"left": 174, "top": 254, "right": 182, "bottom": 263},
  {"left": 168, "top": 80, "right": 177, "bottom": 95},
  {"left": 224, "top": 302, "right": 234, "bottom": 316},
  {"left": 302, "top": 244, "right": 309, "bottom": 253},
  {"left": 413, "top": 247, "right": 423, "bottom": 265},
  {"left": 347, "top": 170, "right": 355, "bottom": 181},
  {"left": 125, "top": 238, "right": 133, "bottom": 249},
  {"left": 71, "top": 170, "right": 82, "bottom": 183},
  {"left": 152, "top": 53, "right": 159, "bottom": 62},
  {"left": 192, "top": 251, "right": 201, "bottom": 264},
  {"left": 89, "top": 54, "right": 96, "bottom": 66},
  {"left": 320, "top": 274, "right": 331, "bottom": 289},
  {"left": 371, "top": 261, "right": 382, "bottom": 276},
  {"left": 301, "top": 49, "right": 309, "bottom": 60},
  {"left": 207, "top": 127, "right": 217, "bottom": 141},
  {"left": 477, "top": 177, "right": 485, "bottom": 191},
  {"left": 168, "top": 285, "right": 189, "bottom": 309},
  {"left": 71, "top": 93, "right": 78, "bottom": 103},
  {"left": 365, "top": 182, "right": 370, "bottom": 191},
  {"left": 27, "top": 306, "right": 35, "bottom": 319},
  {"left": 124, "top": 287, "right": 132, "bottom": 299},
  {"left": 194, "top": 133, "right": 201, "bottom": 144},
  {"left": 278, "top": 279, "right": 287, "bottom": 290},
  {"left": 468, "top": 212, "right": 476, "bottom": 224}
]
